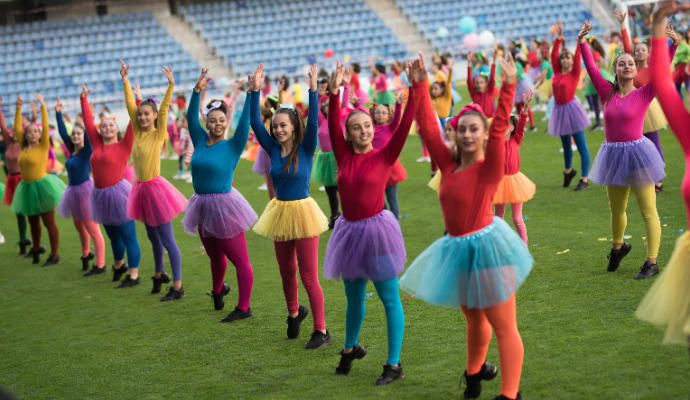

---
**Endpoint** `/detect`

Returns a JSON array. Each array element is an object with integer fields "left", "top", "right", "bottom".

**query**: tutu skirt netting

[
  {"left": 374, "top": 91, "right": 396, "bottom": 105},
  {"left": 493, "top": 172, "right": 536, "bottom": 204},
  {"left": 548, "top": 98, "right": 589, "bottom": 136},
  {"left": 399, "top": 217, "right": 533, "bottom": 309},
  {"left": 252, "top": 148, "right": 271, "bottom": 175},
  {"left": 589, "top": 137, "right": 665, "bottom": 186},
  {"left": 324, "top": 210, "right": 406, "bottom": 281},
  {"left": 635, "top": 232, "right": 690, "bottom": 345},
  {"left": 127, "top": 176, "right": 188, "bottom": 226},
  {"left": 10, "top": 174, "right": 66, "bottom": 216},
  {"left": 312, "top": 151, "right": 338, "bottom": 187},
  {"left": 91, "top": 179, "right": 132, "bottom": 226},
  {"left": 182, "top": 189, "right": 258, "bottom": 239},
  {"left": 428, "top": 171, "right": 441, "bottom": 193},
  {"left": 388, "top": 159, "right": 407, "bottom": 186},
  {"left": 253, "top": 197, "right": 328, "bottom": 241},
  {"left": 514, "top": 77, "right": 534, "bottom": 104},
  {"left": 643, "top": 98, "right": 668, "bottom": 133},
  {"left": 3, "top": 173, "right": 21, "bottom": 205},
  {"left": 537, "top": 78, "right": 552, "bottom": 101},
  {"left": 58, "top": 179, "right": 94, "bottom": 220}
]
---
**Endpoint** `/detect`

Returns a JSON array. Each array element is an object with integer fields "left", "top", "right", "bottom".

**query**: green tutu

[
  {"left": 0, "top": 182, "right": 4, "bottom": 200},
  {"left": 312, "top": 151, "right": 338, "bottom": 186},
  {"left": 11, "top": 174, "right": 66, "bottom": 216},
  {"left": 374, "top": 91, "right": 396, "bottom": 105}
]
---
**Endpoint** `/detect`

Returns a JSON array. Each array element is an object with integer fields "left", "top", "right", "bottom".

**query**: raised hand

[
  {"left": 251, "top": 64, "right": 265, "bottom": 92},
  {"left": 498, "top": 52, "right": 518, "bottom": 84},
  {"left": 133, "top": 82, "right": 142, "bottom": 101},
  {"left": 396, "top": 90, "right": 407, "bottom": 104},
  {"left": 521, "top": 90, "right": 533, "bottom": 110},
  {"left": 614, "top": 9, "right": 626, "bottom": 26},
  {"left": 81, "top": 83, "right": 90, "bottom": 98},
  {"left": 343, "top": 66, "right": 353, "bottom": 84},
  {"left": 15, "top": 96, "right": 23, "bottom": 107},
  {"left": 55, "top": 97, "right": 63, "bottom": 113},
  {"left": 467, "top": 51, "right": 475, "bottom": 63},
  {"left": 578, "top": 21, "right": 593, "bottom": 43},
  {"left": 666, "top": 22, "right": 681, "bottom": 44},
  {"left": 162, "top": 65, "right": 174, "bottom": 84},
  {"left": 329, "top": 61, "right": 344, "bottom": 95},
  {"left": 119, "top": 59, "right": 129, "bottom": 78},
  {"left": 408, "top": 53, "right": 428, "bottom": 84},
  {"left": 307, "top": 64, "right": 318, "bottom": 91},
  {"left": 195, "top": 67, "right": 211, "bottom": 92}
]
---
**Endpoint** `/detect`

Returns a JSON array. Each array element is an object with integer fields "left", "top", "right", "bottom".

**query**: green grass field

[{"left": 1, "top": 105, "right": 689, "bottom": 399}]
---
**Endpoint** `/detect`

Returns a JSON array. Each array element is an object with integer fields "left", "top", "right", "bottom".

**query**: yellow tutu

[
  {"left": 428, "top": 171, "right": 441, "bottom": 194},
  {"left": 537, "top": 78, "right": 553, "bottom": 102},
  {"left": 635, "top": 231, "right": 690, "bottom": 345},
  {"left": 643, "top": 98, "right": 668, "bottom": 133},
  {"left": 253, "top": 197, "right": 328, "bottom": 241},
  {"left": 493, "top": 172, "right": 536, "bottom": 204}
]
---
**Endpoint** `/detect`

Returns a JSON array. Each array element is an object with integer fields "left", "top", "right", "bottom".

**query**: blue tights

[
  {"left": 103, "top": 220, "right": 141, "bottom": 268},
  {"left": 560, "top": 131, "right": 590, "bottom": 177},
  {"left": 344, "top": 277, "right": 404, "bottom": 365},
  {"left": 145, "top": 222, "right": 183, "bottom": 281}
]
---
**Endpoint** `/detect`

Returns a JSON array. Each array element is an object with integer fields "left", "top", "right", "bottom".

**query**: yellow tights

[{"left": 606, "top": 185, "right": 661, "bottom": 259}]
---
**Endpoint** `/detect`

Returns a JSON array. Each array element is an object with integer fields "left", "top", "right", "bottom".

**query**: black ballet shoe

[
  {"left": 116, "top": 274, "right": 140, "bottom": 288},
  {"left": 607, "top": 242, "right": 632, "bottom": 272},
  {"left": 18, "top": 239, "right": 31, "bottom": 255},
  {"left": 573, "top": 179, "right": 589, "bottom": 191},
  {"left": 304, "top": 330, "right": 330, "bottom": 349},
  {"left": 563, "top": 169, "right": 577, "bottom": 188},
  {"left": 80, "top": 252, "right": 95, "bottom": 271},
  {"left": 210, "top": 283, "right": 231, "bottom": 310},
  {"left": 151, "top": 272, "right": 172, "bottom": 294},
  {"left": 220, "top": 307, "right": 252, "bottom": 323},
  {"left": 634, "top": 260, "right": 659, "bottom": 280},
  {"left": 26, "top": 246, "right": 45, "bottom": 260},
  {"left": 112, "top": 264, "right": 129, "bottom": 282},
  {"left": 461, "top": 362, "right": 498, "bottom": 399},
  {"left": 83, "top": 265, "right": 106, "bottom": 277},
  {"left": 286, "top": 305, "right": 308, "bottom": 339},
  {"left": 375, "top": 363, "right": 405, "bottom": 385},
  {"left": 328, "top": 213, "right": 340, "bottom": 230},
  {"left": 160, "top": 286, "right": 184, "bottom": 302},
  {"left": 42, "top": 255, "right": 60, "bottom": 267},
  {"left": 335, "top": 344, "right": 367, "bottom": 375}
]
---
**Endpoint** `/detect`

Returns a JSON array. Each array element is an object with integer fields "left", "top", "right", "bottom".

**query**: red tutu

[
  {"left": 127, "top": 176, "right": 188, "bottom": 226},
  {"left": 3, "top": 173, "right": 21, "bottom": 206},
  {"left": 387, "top": 159, "right": 408, "bottom": 186}
]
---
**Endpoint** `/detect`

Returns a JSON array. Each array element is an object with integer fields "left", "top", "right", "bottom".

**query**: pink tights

[{"left": 494, "top": 203, "right": 528, "bottom": 244}]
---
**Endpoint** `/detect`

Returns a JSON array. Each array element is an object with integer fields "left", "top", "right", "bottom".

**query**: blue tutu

[{"left": 399, "top": 217, "right": 533, "bottom": 309}]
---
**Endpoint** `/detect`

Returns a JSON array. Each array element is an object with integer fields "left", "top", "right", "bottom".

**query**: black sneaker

[
  {"left": 42, "top": 255, "right": 60, "bottom": 267},
  {"left": 305, "top": 330, "right": 331, "bottom": 349},
  {"left": 18, "top": 239, "right": 31, "bottom": 255},
  {"left": 80, "top": 252, "right": 95, "bottom": 271},
  {"left": 160, "top": 286, "right": 184, "bottom": 302},
  {"left": 462, "top": 362, "right": 498, "bottom": 399},
  {"left": 634, "top": 261, "right": 660, "bottom": 280},
  {"left": 573, "top": 179, "right": 589, "bottom": 191},
  {"left": 328, "top": 213, "right": 340, "bottom": 230},
  {"left": 607, "top": 243, "right": 632, "bottom": 272},
  {"left": 220, "top": 307, "right": 253, "bottom": 323},
  {"left": 375, "top": 363, "right": 405, "bottom": 385},
  {"left": 335, "top": 344, "right": 367, "bottom": 375},
  {"left": 112, "top": 264, "right": 129, "bottom": 282},
  {"left": 210, "top": 283, "right": 231, "bottom": 310},
  {"left": 116, "top": 274, "right": 140, "bottom": 288},
  {"left": 494, "top": 393, "right": 522, "bottom": 400},
  {"left": 151, "top": 272, "right": 172, "bottom": 294},
  {"left": 83, "top": 265, "right": 106, "bottom": 277},
  {"left": 26, "top": 246, "right": 45, "bottom": 259},
  {"left": 563, "top": 169, "right": 577, "bottom": 188},
  {"left": 287, "top": 305, "right": 309, "bottom": 339}
]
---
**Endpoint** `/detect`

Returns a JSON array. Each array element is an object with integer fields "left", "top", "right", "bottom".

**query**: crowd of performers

[{"left": 1, "top": 2, "right": 690, "bottom": 399}]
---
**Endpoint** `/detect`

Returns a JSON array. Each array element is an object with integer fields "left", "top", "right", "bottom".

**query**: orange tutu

[
  {"left": 493, "top": 172, "right": 536, "bottom": 204},
  {"left": 387, "top": 159, "right": 407, "bottom": 186}
]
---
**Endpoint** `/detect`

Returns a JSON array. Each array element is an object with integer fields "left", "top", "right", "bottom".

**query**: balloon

[
  {"left": 478, "top": 30, "right": 495, "bottom": 47},
  {"left": 463, "top": 33, "right": 480, "bottom": 50},
  {"left": 324, "top": 48, "right": 334, "bottom": 58},
  {"left": 458, "top": 16, "right": 477, "bottom": 34},
  {"left": 437, "top": 26, "right": 449, "bottom": 38},
  {"left": 344, "top": 53, "right": 351, "bottom": 63},
  {"left": 217, "top": 77, "right": 230, "bottom": 87}
]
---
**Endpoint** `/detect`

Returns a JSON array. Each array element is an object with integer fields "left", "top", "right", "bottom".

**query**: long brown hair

[
  {"left": 450, "top": 111, "right": 489, "bottom": 163},
  {"left": 605, "top": 52, "right": 630, "bottom": 105},
  {"left": 270, "top": 108, "right": 305, "bottom": 174}
]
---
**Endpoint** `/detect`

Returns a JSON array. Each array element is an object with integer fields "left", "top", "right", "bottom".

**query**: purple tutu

[
  {"left": 252, "top": 148, "right": 271, "bottom": 175},
  {"left": 182, "top": 189, "right": 258, "bottom": 239},
  {"left": 58, "top": 180, "right": 94, "bottom": 220},
  {"left": 91, "top": 179, "right": 132, "bottom": 226},
  {"left": 324, "top": 210, "right": 406, "bottom": 281},
  {"left": 548, "top": 98, "right": 589, "bottom": 136},
  {"left": 514, "top": 76, "right": 534, "bottom": 105},
  {"left": 589, "top": 137, "right": 666, "bottom": 186}
]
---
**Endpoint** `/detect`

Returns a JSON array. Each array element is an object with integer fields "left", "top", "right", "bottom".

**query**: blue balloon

[{"left": 458, "top": 16, "right": 477, "bottom": 34}]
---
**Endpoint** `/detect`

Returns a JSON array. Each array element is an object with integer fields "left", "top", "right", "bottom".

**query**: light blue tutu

[{"left": 399, "top": 217, "right": 533, "bottom": 309}]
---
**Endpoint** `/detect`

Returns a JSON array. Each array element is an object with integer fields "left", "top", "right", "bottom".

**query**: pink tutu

[
  {"left": 127, "top": 176, "right": 188, "bottom": 226},
  {"left": 58, "top": 180, "right": 94, "bottom": 220},
  {"left": 123, "top": 164, "right": 137, "bottom": 184},
  {"left": 182, "top": 189, "right": 258, "bottom": 238}
]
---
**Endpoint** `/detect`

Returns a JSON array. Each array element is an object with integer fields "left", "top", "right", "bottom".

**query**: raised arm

[
  {"left": 383, "top": 81, "right": 418, "bottom": 164},
  {"left": 120, "top": 60, "right": 139, "bottom": 130},
  {"left": 157, "top": 66, "right": 175, "bottom": 140},
  {"left": 514, "top": 109, "right": 528, "bottom": 145},
  {"left": 247, "top": 64, "right": 274, "bottom": 152},
  {"left": 388, "top": 95, "right": 403, "bottom": 132},
  {"left": 327, "top": 62, "right": 350, "bottom": 163},
  {"left": 228, "top": 93, "right": 251, "bottom": 156},
  {"left": 55, "top": 99, "right": 74, "bottom": 154},
  {"left": 467, "top": 64, "right": 476, "bottom": 95},
  {"left": 302, "top": 64, "right": 319, "bottom": 155},
  {"left": 442, "top": 63, "right": 453, "bottom": 103},
  {"left": 621, "top": 28, "right": 633, "bottom": 54},
  {"left": 579, "top": 24, "right": 612, "bottom": 99},
  {"left": 484, "top": 57, "right": 517, "bottom": 178},
  {"left": 0, "top": 98, "right": 14, "bottom": 141},
  {"left": 551, "top": 37, "right": 562, "bottom": 74},
  {"left": 14, "top": 98, "right": 24, "bottom": 145},
  {"left": 188, "top": 69, "right": 210, "bottom": 148},
  {"left": 35, "top": 94, "right": 50, "bottom": 150},
  {"left": 80, "top": 84, "right": 101, "bottom": 147},
  {"left": 487, "top": 62, "right": 496, "bottom": 91}
]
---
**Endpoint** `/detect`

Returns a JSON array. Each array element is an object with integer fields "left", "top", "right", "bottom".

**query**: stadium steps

[
  {"left": 154, "top": 12, "right": 233, "bottom": 81},
  {"left": 364, "top": 0, "right": 434, "bottom": 55},
  {"left": 581, "top": 0, "right": 618, "bottom": 31}
]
